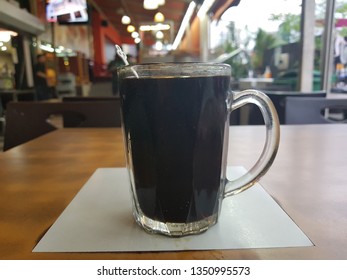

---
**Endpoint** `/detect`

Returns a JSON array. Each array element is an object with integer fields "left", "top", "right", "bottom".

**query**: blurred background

[{"left": 0, "top": 0, "right": 346, "bottom": 100}]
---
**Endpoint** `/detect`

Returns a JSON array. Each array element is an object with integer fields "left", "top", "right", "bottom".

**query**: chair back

[
  {"left": 232, "top": 90, "right": 327, "bottom": 125},
  {"left": 3, "top": 100, "right": 121, "bottom": 151},
  {"left": 285, "top": 97, "right": 347, "bottom": 124},
  {"left": 61, "top": 96, "right": 120, "bottom": 127}
]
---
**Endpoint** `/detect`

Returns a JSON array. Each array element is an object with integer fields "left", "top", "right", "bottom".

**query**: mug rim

[
  {"left": 118, "top": 62, "right": 231, "bottom": 78},
  {"left": 119, "top": 62, "right": 231, "bottom": 69}
]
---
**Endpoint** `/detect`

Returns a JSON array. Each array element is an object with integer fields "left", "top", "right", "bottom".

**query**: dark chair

[
  {"left": 61, "top": 96, "right": 120, "bottom": 127},
  {"left": 0, "top": 90, "right": 35, "bottom": 110},
  {"left": 0, "top": 103, "right": 4, "bottom": 136},
  {"left": 285, "top": 97, "right": 347, "bottom": 124},
  {"left": 232, "top": 91, "right": 327, "bottom": 125},
  {"left": 3, "top": 99, "right": 121, "bottom": 151},
  {"left": 62, "top": 96, "right": 119, "bottom": 102}
]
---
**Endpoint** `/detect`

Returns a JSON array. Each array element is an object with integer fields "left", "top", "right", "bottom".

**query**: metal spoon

[{"left": 115, "top": 44, "right": 139, "bottom": 78}]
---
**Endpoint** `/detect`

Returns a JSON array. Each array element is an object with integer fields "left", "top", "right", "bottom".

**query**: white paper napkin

[{"left": 33, "top": 167, "right": 312, "bottom": 252}]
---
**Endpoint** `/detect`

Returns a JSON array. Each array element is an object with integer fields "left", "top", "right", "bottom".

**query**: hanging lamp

[{"left": 154, "top": 12, "right": 165, "bottom": 22}]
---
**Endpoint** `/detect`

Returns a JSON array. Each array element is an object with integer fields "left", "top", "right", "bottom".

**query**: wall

[
  {"left": 56, "top": 25, "right": 90, "bottom": 57},
  {"left": 38, "top": 23, "right": 90, "bottom": 58},
  {"left": 91, "top": 9, "right": 123, "bottom": 77},
  {"left": 178, "top": 16, "right": 200, "bottom": 56}
]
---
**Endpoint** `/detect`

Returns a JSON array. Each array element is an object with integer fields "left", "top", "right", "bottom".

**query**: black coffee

[{"left": 120, "top": 75, "right": 230, "bottom": 223}]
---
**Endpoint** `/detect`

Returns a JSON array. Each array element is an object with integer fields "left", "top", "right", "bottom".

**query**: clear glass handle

[{"left": 224, "top": 89, "right": 280, "bottom": 197}]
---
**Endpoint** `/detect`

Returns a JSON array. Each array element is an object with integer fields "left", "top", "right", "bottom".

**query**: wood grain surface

[{"left": 1, "top": 125, "right": 347, "bottom": 259}]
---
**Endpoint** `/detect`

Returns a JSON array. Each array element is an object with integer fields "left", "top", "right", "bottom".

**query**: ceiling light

[
  {"left": 0, "top": 30, "right": 18, "bottom": 42},
  {"left": 156, "top": 31, "right": 164, "bottom": 39},
  {"left": 127, "top": 25, "right": 135, "bottom": 33},
  {"left": 134, "top": 37, "right": 141, "bottom": 44},
  {"left": 143, "top": 0, "right": 158, "bottom": 10},
  {"left": 131, "top": 31, "right": 139, "bottom": 38},
  {"left": 121, "top": 15, "right": 131, "bottom": 25},
  {"left": 39, "top": 44, "right": 54, "bottom": 52},
  {"left": 155, "top": 41, "right": 163, "bottom": 51},
  {"left": 154, "top": 12, "right": 165, "bottom": 22},
  {"left": 139, "top": 24, "right": 171, "bottom": 32},
  {"left": 1, "top": 46, "right": 7, "bottom": 51},
  {"left": 0, "top": 34, "right": 11, "bottom": 42},
  {"left": 157, "top": 0, "right": 165, "bottom": 5}
]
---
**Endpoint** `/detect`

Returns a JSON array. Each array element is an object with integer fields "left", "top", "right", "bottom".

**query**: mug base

[{"left": 133, "top": 210, "right": 218, "bottom": 237}]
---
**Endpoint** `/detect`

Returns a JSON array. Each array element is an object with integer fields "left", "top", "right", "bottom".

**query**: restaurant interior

[
  {"left": 0, "top": 1, "right": 347, "bottom": 131},
  {"left": 1, "top": 0, "right": 347, "bottom": 261}
]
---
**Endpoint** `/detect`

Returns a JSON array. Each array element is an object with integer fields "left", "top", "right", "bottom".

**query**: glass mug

[{"left": 118, "top": 63, "right": 280, "bottom": 237}]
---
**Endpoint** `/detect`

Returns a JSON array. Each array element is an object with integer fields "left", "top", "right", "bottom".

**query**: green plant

[
  {"left": 221, "top": 22, "right": 251, "bottom": 80},
  {"left": 251, "top": 28, "right": 277, "bottom": 73},
  {"left": 269, "top": 13, "right": 301, "bottom": 43}
]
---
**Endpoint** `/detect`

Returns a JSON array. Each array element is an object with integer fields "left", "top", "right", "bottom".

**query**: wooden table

[{"left": 1, "top": 125, "right": 347, "bottom": 259}]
